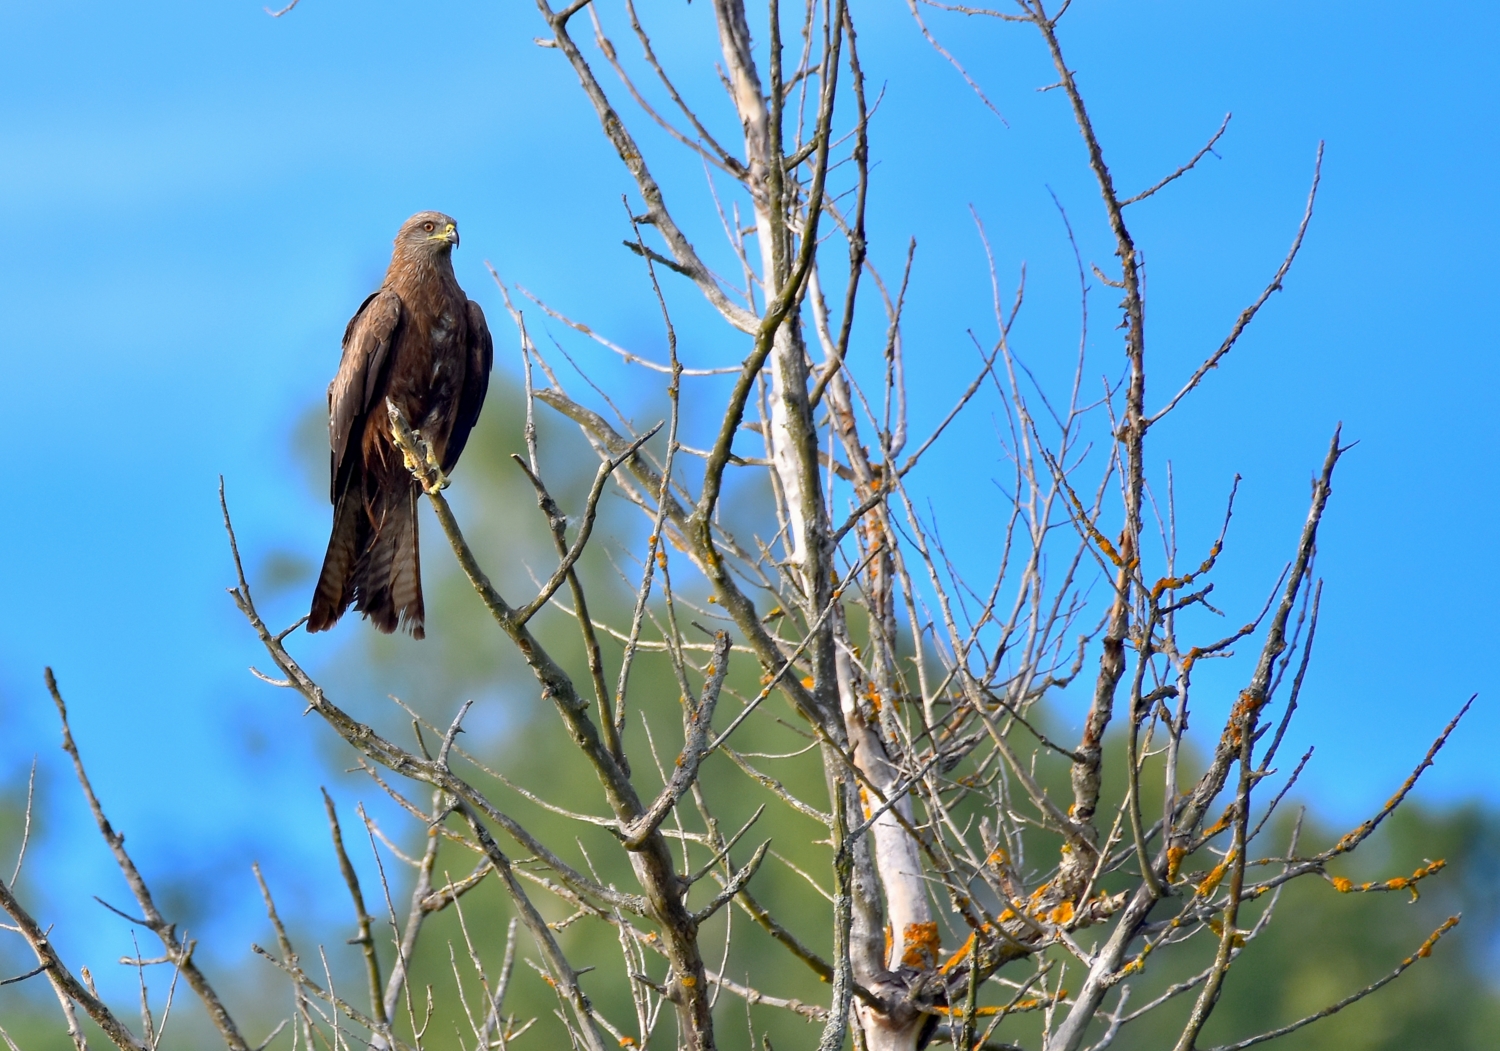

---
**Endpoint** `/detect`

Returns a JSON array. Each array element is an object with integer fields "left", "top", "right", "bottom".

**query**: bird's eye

[{"left": 423, "top": 222, "right": 435, "bottom": 232}]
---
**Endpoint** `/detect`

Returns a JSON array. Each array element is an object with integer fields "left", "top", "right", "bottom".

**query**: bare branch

[
  {"left": 45, "top": 668, "right": 250, "bottom": 1051},
  {"left": 1149, "top": 143, "right": 1324, "bottom": 424}
]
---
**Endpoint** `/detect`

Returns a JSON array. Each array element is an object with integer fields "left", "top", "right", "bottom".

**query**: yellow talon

[{"left": 422, "top": 441, "right": 450, "bottom": 491}]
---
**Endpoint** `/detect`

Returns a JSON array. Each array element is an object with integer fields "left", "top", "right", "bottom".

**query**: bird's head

[{"left": 395, "top": 211, "right": 460, "bottom": 255}]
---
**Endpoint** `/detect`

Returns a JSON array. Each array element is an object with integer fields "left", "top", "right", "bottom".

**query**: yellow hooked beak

[{"left": 429, "top": 222, "right": 458, "bottom": 246}]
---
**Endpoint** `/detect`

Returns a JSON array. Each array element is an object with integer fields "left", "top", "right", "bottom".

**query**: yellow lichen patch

[
  {"left": 986, "top": 847, "right": 1010, "bottom": 868},
  {"left": 1011, "top": 993, "right": 1064, "bottom": 1012},
  {"left": 1200, "top": 808, "right": 1233, "bottom": 841},
  {"left": 1205, "top": 915, "right": 1246, "bottom": 947},
  {"left": 706, "top": 594, "right": 717, "bottom": 603},
  {"left": 1055, "top": 471, "right": 1126, "bottom": 567},
  {"left": 1048, "top": 901, "right": 1075, "bottom": 925},
  {"left": 1417, "top": 916, "right": 1460, "bottom": 958},
  {"left": 655, "top": 550, "right": 668, "bottom": 569},
  {"left": 1131, "top": 941, "right": 1158, "bottom": 974},
  {"left": 939, "top": 931, "right": 977, "bottom": 975},
  {"left": 1227, "top": 689, "right": 1264, "bottom": 739},
  {"left": 1149, "top": 574, "right": 1186, "bottom": 602},
  {"left": 901, "top": 922, "right": 941, "bottom": 968},
  {"left": 800, "top": 676, "right": 815, "bottom": 690},
  {"left": 618, "top": 1038, "right": 638, "bottom": 1048},
  {"left": 1194, "top": 853, "right": 1235, "bottom": 898},
  {"left": 1166, "top": 845, "right": 1187, "bottom": 882},
  {"left": 679, "top": 975, "right": 697, "bottom": 988},
  {"left": 1327, "top": 859, "right": 1446, "bottom": 902},
  {"left": 930, "top": 990, "right": 1065, "bottom": 1017},
  {"left": 931, "top": 1005, "right": 1000, "bottom": 1017},
  {"left": 1149, "top": 542, "right": 1223, "bottom": 603}
]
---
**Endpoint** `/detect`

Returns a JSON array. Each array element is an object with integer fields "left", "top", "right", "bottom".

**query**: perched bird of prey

[{"left": 308, "top": 211, "right": 493, "bottom": 639}]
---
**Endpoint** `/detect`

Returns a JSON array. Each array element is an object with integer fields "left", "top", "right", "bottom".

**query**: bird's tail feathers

[
  {"left": 351, "top": 481, "right": 426, "bottom": 639},
  {"left": 308, "top": 488, "right": 362, "bottom": 633}
]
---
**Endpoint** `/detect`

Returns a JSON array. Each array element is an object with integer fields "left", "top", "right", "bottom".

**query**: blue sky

[{"left": 0, "top": 0, "right": 1496, "bottom": 995}]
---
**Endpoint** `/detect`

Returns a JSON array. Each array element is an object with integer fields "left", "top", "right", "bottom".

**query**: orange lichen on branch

[
  {"left": 1166, "top": 845, "right": 1188, "bottom": 882},
  {"left": 1414, "top": 916, "right": 1460, "bottom": 960},
  {"left": 1180, "top": 646, "right": 1204, "bottom": 675},
  {"left": 1149, "top": 574, "right": 1187, "bottom": 602},
  {"left": 1118, "top": 911, "right": 1193, "bottom": 980},
  {"left": 1227, "top": 688, "right": 1265, "bottom": 743},
  {"left": 1332, "top": 778, "right": 1421, "bottom": 854},
  {"left": 1194, "top": 852, "right": 1236, "bottom": 898},
  {"left": 1117, "top": 939, "right": 1153, "bottom": 977},
  {"left": 618, "top": 1038, "right": 638, "bottom": 1048},
  {"left": 930, "top": 991, "right": 1066, "bottom": 1017},
  {"left": 1055, "top": 469, "right": 1129, "bottom": 569},
  {"left": 939, "top": 930, "right": 978, "bottom": 975},
  {"left": 1205, "top": 914, "right": 1246, "bottom": 948},
  {"left": 1199, "top": 806, "right": 1233, "bottom": 842},
  {"left": 1150, "top": 541, "right": 1224, "bottom": 602},
  {"left": 1009, "top": 993, "right": 1064, "bottom": 1013},
  {"left": 1047, "top": 900, "right": 1075, "bottom": 926},
  {"left": 1327, "top": 860, "right": 1446, "bottom": 902},
  {"left": 901, "top": 922, "right": 941, "bottom": 968}
]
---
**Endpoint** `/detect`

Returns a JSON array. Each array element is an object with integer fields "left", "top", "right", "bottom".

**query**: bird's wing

[
  {"left": 442, "top": 298, "right": 494, "bottom": 472},
  {"left": 327, "top": 289, "right": 404, "bottom": 501}
]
